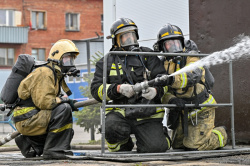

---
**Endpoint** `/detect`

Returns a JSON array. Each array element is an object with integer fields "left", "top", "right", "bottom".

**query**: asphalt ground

[
  {"left": 1, "top": 143, "right": 250, "bottom": 165},
  {"left": 1, "top": 122, "right": 250, "bottom": 165}
]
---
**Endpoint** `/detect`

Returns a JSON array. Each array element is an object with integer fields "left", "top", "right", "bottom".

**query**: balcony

[{"left": 0, "top": 26, "right": 29, "bottom": 44}]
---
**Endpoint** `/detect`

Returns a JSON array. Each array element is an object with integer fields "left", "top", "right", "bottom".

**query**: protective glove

[
  {"left": 169, "top": 97, "right": 186, "bottom": 111},
  {"left": 142, "top": 87, "right": 157, "bottom": 100},
  {"left": 154, "top": 74, "right": 173, "bottom": 87},
  {"left": 117, "top": 84, "right": 135, "bottom": 98},
  {"left": 60, "top": 97, "right": 79, "bottom": 111}
]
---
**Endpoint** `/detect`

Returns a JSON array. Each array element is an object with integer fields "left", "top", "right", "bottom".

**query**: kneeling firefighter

[
  {"left": 91, "top": 18, "right": 171, "bottom": 153},
  {"left": 13, "top": 39, "right": 79, "bottom": 159},
  {"left": 154, "top": 23, "right": 227, "bottom": 151}
]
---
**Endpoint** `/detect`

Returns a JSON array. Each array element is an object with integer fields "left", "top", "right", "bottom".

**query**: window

[
  {"left": 32, "top": 48, "right": 45, "bottom": 61},
  {"left": 65, "top": 13, "right": 79, "bottom": 31},
  {"left": 0, "top": 48, "right": 15, "bottom": 66},
  {"left": 31, "top": 11, "right": 46, "bottom": 29},
  {"left": 0, "top": 9, "right": 14, "bottom": 26},
  {"left": 101, "top": 14, "right": 103, "bottom": 32},
  {"left": 68, "top": 76, "right": 74, "bottom": 83}
]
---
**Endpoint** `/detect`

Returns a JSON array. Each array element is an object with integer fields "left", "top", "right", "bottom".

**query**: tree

[{"left": 73, "top": 51, "right": 103, "bottom": 141}]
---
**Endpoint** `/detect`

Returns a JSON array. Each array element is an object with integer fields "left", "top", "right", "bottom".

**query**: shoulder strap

[{"left": 116, "top": 56, "right": 134, "bottom": 85}]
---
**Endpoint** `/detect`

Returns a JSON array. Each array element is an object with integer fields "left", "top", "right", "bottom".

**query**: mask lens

[
  {"left": 120, "top": 32, "right": 138, "bottom": 47},
  {"left": 164, "top": 39, "right": 183, "bottom": 53},
  {"left": 61, "top": 53, "right": 75, "bottom": 66}
]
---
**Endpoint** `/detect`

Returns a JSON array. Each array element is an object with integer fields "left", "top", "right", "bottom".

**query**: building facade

[{"left": 0, "top": 0, "right": 103, "bottom": 69}]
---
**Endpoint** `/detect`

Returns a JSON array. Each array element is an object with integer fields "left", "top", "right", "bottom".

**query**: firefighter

[
  {"left": 154, "top": 23, "right": 227, "bottom": 151},
  {"left": 13, "top": 39, "right": 79, "bottom": 159},
  {"left": 91, "top": 18, "right": 171, "bottom": 153}
]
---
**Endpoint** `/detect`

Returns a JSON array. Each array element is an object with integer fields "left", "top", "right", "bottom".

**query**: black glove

[
  {"left": 60, "top": 97, "right": 79, "bottom": 111},
  {"left": 67, "top": 67, "right": 80, "bottom": 77},
  {"left": 154, "top": 74, "right": 173, "bottom": 87},
  {"left": 167, "top": 97, "right": 186, "bottom": 130},
  {"left": 169, "top": 97, "right": 186, "bottom": 111}
]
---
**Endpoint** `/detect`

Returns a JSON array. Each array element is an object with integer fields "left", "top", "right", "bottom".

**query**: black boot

[
  {"left": 15, "top": 135, "right": 36, "bottom": 158},
  {"left": 43, "top": 150, "right": 73, "bottom": 160}
]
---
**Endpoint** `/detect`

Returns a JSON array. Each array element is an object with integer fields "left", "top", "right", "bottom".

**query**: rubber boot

[
  {"left": 15, "top": 135, "right": 36, "bottom": 158},
  {"left": 42, "top": 103, "right": 74, "bottom": 160}
]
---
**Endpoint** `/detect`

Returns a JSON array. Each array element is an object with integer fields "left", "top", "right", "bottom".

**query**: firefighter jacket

[
  {"left": 91, "top": 47, "right": 166, "bottom": 121},
  {"left": 13, "top": 62, "right": 68, "bottom": 136},
  {"left": 161, "top": 54, "right": 217, "bottom": 118}
]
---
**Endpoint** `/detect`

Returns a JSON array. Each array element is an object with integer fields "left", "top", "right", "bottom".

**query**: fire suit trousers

[
  {"left": 171, "top": 107, "right": 228, "bottom": 151},
  {"left": 105, "top": 111, "right": 169, "bottom": 153},
  {"left": 15, "top": 103, "right": 74, "bottom": 157}
]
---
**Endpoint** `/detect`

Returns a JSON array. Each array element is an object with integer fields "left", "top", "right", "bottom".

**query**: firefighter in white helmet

[{"left": 13, "top": 39, "right": 79, "bottom": 159}]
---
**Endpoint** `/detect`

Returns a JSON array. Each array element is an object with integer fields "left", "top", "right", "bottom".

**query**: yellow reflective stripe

[
  {"left": 163, "top": 86, "right": 168, "bottom": 94},
  {"left": 117, "top": 24, "right": 124, "bottom": 29},
  {"left": 212, "top": 129, "right": 224, "bottom": 147},
  {"left": 109, "top": 69, "right": 123, "bottom": 76},
  {"left": 111, "top": 63, "right": 122, "bottom": 69},
  {"left": 13, "top": 107, "right": 36, "bottom": 117},
  {"left": 156, "top": 107, "right": 165, "bottom": 113},
  {"left": 105, "top": 108, "right": 125, "bottom": 117},
  {"left": 166, "top": 137, "right": 171, "bottom": 149},
  {"left": 180, "top": 73, "right": 187, "bottom": 88},
  {"left": 188, "top": 94, "right": 216, "bottom": 118},
  {"left": 98, "top": 84, "right": 111, "bottom": 101},
  {"left": 131, "top": 67, "right": 134, "bottom": 71},
  {"left": 137, "top": 111, "right": 165, "bottom": 121},
  {"left": 174, "top": 31, "right": 181, "bottom": 35},
  {"left": 50, "top": 123, "right": 72, "bottom": 133},
  {"left": 161, "top": 32, "right": 169, "bottom": 37},
  {"left": 98, "top": 84, "right": 104, "bottom": 100},
  {"left": 107, "top": 138, "right": 129, "bottom": 152}
]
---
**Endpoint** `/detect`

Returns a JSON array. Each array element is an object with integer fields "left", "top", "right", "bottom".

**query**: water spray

[{"left": 170, "top": 35, "right": 250, "bottom": 77}]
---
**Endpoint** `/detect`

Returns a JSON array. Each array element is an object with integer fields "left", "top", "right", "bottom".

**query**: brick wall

[{"left": 0, "top": 0, "right": 103, "bottom": 61}]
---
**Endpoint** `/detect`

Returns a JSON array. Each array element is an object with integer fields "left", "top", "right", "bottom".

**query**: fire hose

[{"left": 0, "top": 74, "right": 169, "bottom": 146}]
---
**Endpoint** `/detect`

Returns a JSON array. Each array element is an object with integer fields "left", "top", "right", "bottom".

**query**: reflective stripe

[
  {"left": 111, "top": 63, "right": 122, "bottom": 69},
  {"left": 50, "top": 123, "right": 72, "bottom": 133},
  {"left": 107, "top": 138, "right": 130, "bottom": 152},
  {"left": 13, "top": 107, "right": 36, "bottom": 117},
  {"left": 163, "top": 86, "right": 168, "bottom": 94},
  {"left": 110, "top": 69, "right": 123, "bottom": 76},
  {"left": 110, "top": 63, "right": 123, "bottom": 76},
  {"left": 166, "top": 137, "right": 171, "bottom": 149},
  {"left": 137, "top": 111, "right": 165, "bottom": 121},
  {"left": 212, "top": 129, "right": 224, "bottom": 147},
  {"left": 188, "top": 94, "right": 215, "bottom": 118},
  {"left": 156, "top": 107, "right": 165, "bottom": 113},
  {"left": 180, "top": 73, "right": 187, "bottom": 88},
  {"left": 105, "top": 108, "right": 125, "bottom": 117},
  {"left": 97, "top": 84, "right": 111, "bottom": 101}
]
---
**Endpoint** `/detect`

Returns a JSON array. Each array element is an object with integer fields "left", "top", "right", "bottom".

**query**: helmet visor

[
  {"left": 115, "top": 26, "right": 137, "bottom": 35},
  {"left": 61, "top": 53, "right": 76, "bottom": 66},
  {"left": 119, "top": 31, "right": 138, "bottom": 47},
  {"left": 163, "top": 39, "right": 183, "bottom": 53}
]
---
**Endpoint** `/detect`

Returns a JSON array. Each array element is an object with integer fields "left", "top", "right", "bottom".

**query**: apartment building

[{"left": 0, "top": 0, "right": 103, "bottom": 69}]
